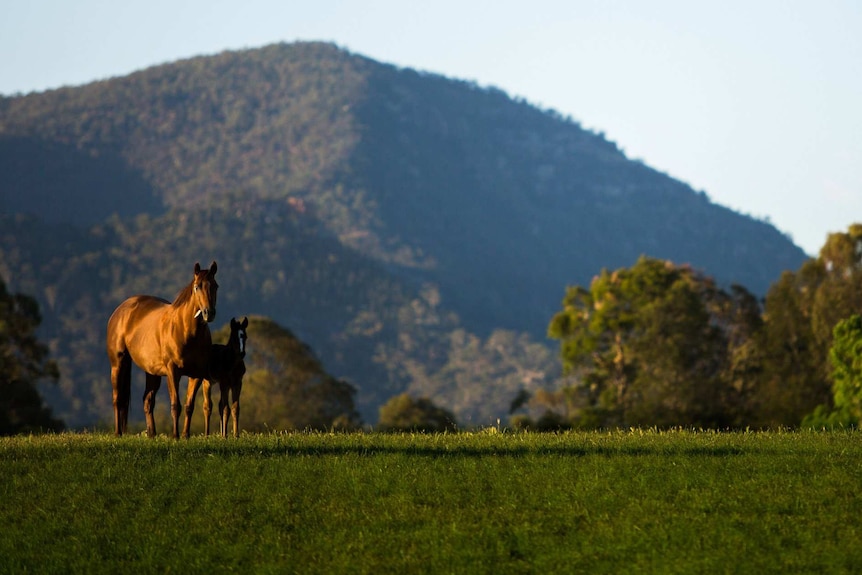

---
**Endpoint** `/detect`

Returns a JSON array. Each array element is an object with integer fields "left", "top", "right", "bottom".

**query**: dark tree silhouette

[{"left": 0, "top": 275, "right": 64, "bottom": 434}]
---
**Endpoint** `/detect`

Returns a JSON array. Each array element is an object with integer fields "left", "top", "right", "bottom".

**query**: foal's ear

[
  {"left": 194, "top": 262, "right": 202, "bottom": 274},
  {"left": 210, "top": 261, "right": 218, "bottom": 276},
  {"left": 241, "top": 317, "right": 249, "bottom": 329}
]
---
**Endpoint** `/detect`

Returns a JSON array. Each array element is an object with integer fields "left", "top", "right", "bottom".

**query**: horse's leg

[
  {"left": 166, "top": 366, "right": 182, "bottom": 440},
  {"left": 118, "top": 355, "right": 131, "bottom": 435},
  {"left": 231, "top": 380, "right": 242, "bottom": 438},
  {"left": 111, "top": 352, "right": 132, "bottom": 436},
  {"left": 218, "top": 381, "right": 229, "bottom": 438},
  {"left": 143, "top": 373, "right": 161, "bottom": 438},
  {"left": 183, "top": 377, "right": 202, "bottom": 439},
  {"left": 202, "top": 380, "right": 213, "bottom": 437}
]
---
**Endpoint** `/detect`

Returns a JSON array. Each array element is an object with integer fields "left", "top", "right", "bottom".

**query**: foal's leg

[
  {"left": 182, "top": 377, "right": 203, "bottom": 439},
  {"left": 230, "top": 380, "right": 242, "bottom": 438},
  {"left": 218, "top": 381, "right": 230, "bottom": 438},
  {"left": 202, "top": 380, "right": 213, "bottom": 437},
  {"left": 143, "top": 373, "right": 161, "bottom": 438}
]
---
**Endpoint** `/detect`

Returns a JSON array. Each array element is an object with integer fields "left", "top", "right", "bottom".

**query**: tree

[
  {"left": 547, "top": 256, "right": 754, "bottom": 428},
  {"left": 509, "top": 387, "right": 582, "bottom": 431},
  {"left": 0, "top": 276, "right": 64, "bottom": 434},
  {"left": 718, "top": 285, "right": 766, "bottom": 426},
  {"left": 624, "top": 274, "right": 728, "bottom": 427},
  {"left": 753, "top": 265, "right": 826, "bottom": 426},
  {"left": 377, "top": 394, "right": 457, "bottom": 432},
  {"left": 755, "top": 224, "right": 862, "bottom": 426},
  {"left": 803, "top": 315, "right": 862, "bottom": 429},
  {"left": 183, "top": 315, "right": 362, "bottom": 432}
]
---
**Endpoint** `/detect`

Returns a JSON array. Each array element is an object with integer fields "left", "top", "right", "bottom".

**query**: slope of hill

[{"left": 0, "top": 42, "right": 808, "bottom": 427}]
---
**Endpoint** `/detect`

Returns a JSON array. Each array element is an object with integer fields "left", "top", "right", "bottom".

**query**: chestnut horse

[
  {"left": 106, "top": 262, "right": 218, "bottom": 438},
  {"left": 182, "top": 316, "right": 248, "bottom": 438}
]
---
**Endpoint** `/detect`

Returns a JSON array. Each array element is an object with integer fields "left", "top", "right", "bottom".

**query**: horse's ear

[
  {"left": 210, "top": 261, "right": 218, "bottom": 276},
  {"left": 230, "top": 317, "right": 238, "bottom": 328},
  {"left": 194, "top": 262, "right": 202, "bottom": 274},
  {"left": 241, "top": 317, "right": 249, "bottom": 329}
]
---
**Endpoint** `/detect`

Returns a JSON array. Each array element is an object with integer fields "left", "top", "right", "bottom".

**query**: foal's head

[
  {"left": 192, "top": 261, "right": 219, "bottom": 323},
  {"left": 229, "top": 316, "right": 249, "bottom": 358}
]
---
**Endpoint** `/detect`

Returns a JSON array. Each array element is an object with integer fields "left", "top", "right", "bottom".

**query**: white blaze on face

[
  {"left": 193, "top": 284, "right": 206, "bottom": 319},
  {"left": 238, "top": 329, "right": 247, "bottom": 354}
]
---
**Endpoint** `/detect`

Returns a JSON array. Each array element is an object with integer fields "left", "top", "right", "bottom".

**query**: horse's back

[{"left": 106, "top": 295, "right": 170, "bottom": 355}]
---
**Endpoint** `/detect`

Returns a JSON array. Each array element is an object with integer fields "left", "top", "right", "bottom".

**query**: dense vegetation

[
  {"left": 538, "top": 224, "right": 862, "bottom": 429},
  {"left": 163, "top": 316, "right": 362, "bottom": 437},
  {"left": 2, "top": 431, "right": 862, "bottom": 573},
  {"left": 0, "top": 205, "right": 557, "bottom": 428},
  {"left": 0, "top": 41, "right": 815, "bottom": 429},
  {"left": 0, "top": 276, "right": 63, "bottom": 434}
]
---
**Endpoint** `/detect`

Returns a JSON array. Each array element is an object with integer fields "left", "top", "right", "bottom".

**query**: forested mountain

[{"left": 0, "top": 42, "right": 807, "bottom": 428}]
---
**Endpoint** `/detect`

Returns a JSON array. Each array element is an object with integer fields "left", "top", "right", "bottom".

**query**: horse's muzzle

[{"left": 195, "top": 308, "right": 216, "bottom": 323}]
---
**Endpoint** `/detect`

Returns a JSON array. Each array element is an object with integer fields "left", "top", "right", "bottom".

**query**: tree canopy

[
  {"left": 754, "top": 224, "right": 862, "bottom": 426},
  {"left": 0, "top": 275, "right": 64, "bottom": 435},
  {"left": 542, "top": 224, "right": 862, "bottom": 429},
  {"left": 226, "top": 316, "right": 362, "bottom": 432},
  {"left": 547, "top": 257, "right": 752, "bottom": 428},
  {"left": 377, "top": 394, "right": 457, "bottom": 432},
  {"left": 803, "top": 315, "right": 862, "bottom": 429}
]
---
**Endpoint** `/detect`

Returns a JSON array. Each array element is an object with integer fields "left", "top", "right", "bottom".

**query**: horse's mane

[{"left": 172, "top": 280, "right": 195, "bottom": 307}]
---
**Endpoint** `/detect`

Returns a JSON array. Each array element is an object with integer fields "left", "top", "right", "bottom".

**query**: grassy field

[{"left": 1, "top": 430, "right": 861, "bottom": 574}]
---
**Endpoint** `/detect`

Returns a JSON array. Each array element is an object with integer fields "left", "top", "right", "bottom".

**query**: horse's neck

[{"left": 170, "top": 295, "right": 207, "bottom": 339}]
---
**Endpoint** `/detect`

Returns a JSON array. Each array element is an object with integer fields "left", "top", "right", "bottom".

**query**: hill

[{"left": 0, "top": 42, "right": 808, "bottom": 427}]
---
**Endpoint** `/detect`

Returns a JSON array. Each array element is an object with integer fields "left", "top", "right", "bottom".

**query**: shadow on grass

[
  {"left": 176, "top": 442, "right": 747, "bottom": 459},
  {"left": 0, "top": 432, "right": 756, "bottom": 461}
]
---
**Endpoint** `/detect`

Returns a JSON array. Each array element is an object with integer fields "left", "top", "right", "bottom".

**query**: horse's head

[
  {"left": 192, "top": 261, "right": 219, "bottom": 323},
  {"left": 230, "top": 316, "right": 249, "bottom": 357}
]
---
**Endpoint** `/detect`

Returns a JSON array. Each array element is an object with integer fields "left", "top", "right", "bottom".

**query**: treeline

[
  {"left": 0, "top": 41, "right": 814, "bottom": 431},
  {"left": 165, "top": 316, "right": 362, "bottom": 436},
  {"left": 528, "top": 224, "right": 862, "bottom": 430},
  {"left": 0, "top": 202, "right": 558, "bottom": 429},
  {"left": 3, "top": 225, "right": 861, "bottom": 434}
]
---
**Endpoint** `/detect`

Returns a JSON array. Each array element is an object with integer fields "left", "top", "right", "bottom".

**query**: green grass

[{"left": 1, "top": 430, "right": 861, "bottom": 574}]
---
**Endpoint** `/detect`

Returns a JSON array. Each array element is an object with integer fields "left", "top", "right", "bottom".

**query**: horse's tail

[
  {"left": 117, "top": 354, "right": 132, "bottom": 413},
  {"left": 110, "top": 350, "right": 132, "bottom": 435}
]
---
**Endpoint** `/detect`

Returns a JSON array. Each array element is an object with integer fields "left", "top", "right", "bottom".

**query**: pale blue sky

[{"left": 2, "top": 0, "right": 860, "bottom": 256}]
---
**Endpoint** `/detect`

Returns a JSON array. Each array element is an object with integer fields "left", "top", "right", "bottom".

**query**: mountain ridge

[{"left": 0, "top": 41, "right": 808, "bottom": 426}]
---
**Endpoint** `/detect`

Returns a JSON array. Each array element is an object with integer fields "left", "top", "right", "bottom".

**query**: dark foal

[{"left": 182, "top": 317, "right": 248, "bottom": 438}]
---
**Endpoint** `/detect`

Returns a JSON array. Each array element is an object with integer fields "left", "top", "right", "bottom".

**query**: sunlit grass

[{"left": 1, "top": 430, "right": 861, "bottom": 574}]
